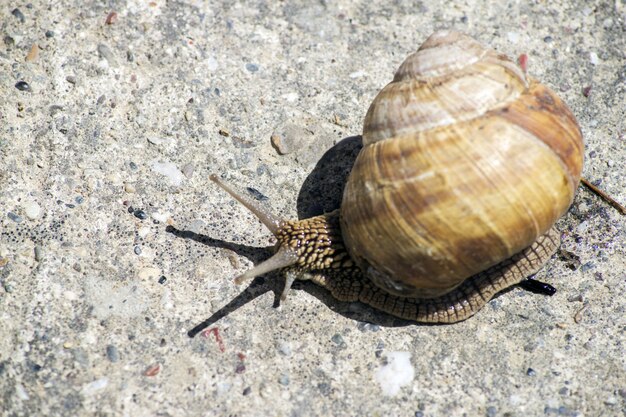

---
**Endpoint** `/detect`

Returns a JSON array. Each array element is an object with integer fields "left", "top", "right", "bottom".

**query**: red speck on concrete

[
  {"left": 202, "top": 327, "right": 226, "bottom": 352},
  {"left": 518, "top": 53, "right": 528, "bottom": 73}
]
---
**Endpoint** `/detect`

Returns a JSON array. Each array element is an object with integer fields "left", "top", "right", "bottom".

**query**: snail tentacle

[
  {"left": 210, "top": 174, "right": 300, "bottom": 286},
  {"left": 210, "top": 174, "right": 284, "bottom": 234}
]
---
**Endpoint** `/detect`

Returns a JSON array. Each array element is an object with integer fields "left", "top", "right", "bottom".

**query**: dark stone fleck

[
  {"left": 235, "top": 363, "right": 246, "bottom": 374},
  {"left": 66, "top": 76, "right": 76, "bottom": 84},
  {"left": 317, "top": 382, "right": 331, "bottom": 395},
  {"left": 158, "top": 276, "right": 167, "bottom": 284},
  {"left": 415, "top": 412, "right": 424, "bottom": 417},
  {"left": 544, "top": 36, "right": 553, "bottom": 43},
  {"left": 15, "top": 81, "right": 31, "bottom": 92},
  {"left": 8, "top": 212, "right": 23, "bottom": 223},
  {"left": 134, "top": 246, "right": 141, "bottom": 255},
  {"left": 246, "top": 187, "right": 268, "bottom": 201},
  {"left": 65, "top": 203, "right": 75, "bottom": 209},
  {"left": 243, "top": 386, "right": 252, "bottom": 396},
  {"left": 133, "top": 209, "right": 147, "bottom": 220},
  {"left": 486, "top": 406, "right": 497, "bottom": 417},
  {"left": 526, "top": 367, "right": 536, "bottom": 376},
  {"left": 45, "top": 30, "right": 55, "bottom": 38},
  {"left": 127, "top": 206, "right": 134, "bottom": 214},
  {"left": 581, "top": 262, "right": 595, "bottom": 272},
  {"left": 245, "top": 63, "right": 259, "bottom": 72},
  {"left": 106, "top": 345, "right": 119, "bottom": 362},
  {"left": 75, "top": 196, "right": 84, "bottom": 204},
  {"left": 12, "top": 8, "right": 25, "bottom": 23},
  {"left": 4, "top": 35, "right": 15, "bottom": 46},
  {"left": 129, "top": 161, "right": 138, "bottom": 170},
  {"left": 559, "top": 387, "right": 569, "bottom": 395}
]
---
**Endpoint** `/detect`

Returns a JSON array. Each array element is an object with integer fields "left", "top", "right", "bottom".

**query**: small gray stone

[
  {"left": 12, "top": 8, "right": 25, "bottom": 23},
  {"left": 181, "top": 163, "right": 194, "bottom": 178},
  {"left": 278, "top": 374, "right": 290, "bottom": 385},
  {"left": 245, "top": 63, "right": 259, "bottom": 72},
  {"left": 7, "top": 212, "right": 22, "bottom": 223},
  {"left": 106, "top": 345, "right": 119, "bottom": 362},
  {"left": 97, "top": 44, "right": 117, "bottom": 66}
]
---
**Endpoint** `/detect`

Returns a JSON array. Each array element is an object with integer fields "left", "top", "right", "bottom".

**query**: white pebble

[
  {"left": 151, "top": 211, "right": 170, "bottom": 223},
  {"left": 374, "top": 351, "right": 415, "bottom": 397},
  {"left": 207, "top": 56, "right": 218, "bottom": 72},
  {"left": 152, "top": 161, "right": 185, "bottom": 186},
  {"left": 82, "top": 377, "right": 109, "bottom": 395},
  {"left": 124, "top": 182, "right": 136, "bottom": 193},
  {"left": 216, "top": 382, "right": 232, "bottom": 396},
  {"left": 15, "top": 383, "right": 29, "bottom": 400},
  {"left": 349, "top": 70, "right": 367, "bottom": 78},
  {"left": 23, "top": 201, "right": 41, "bottom": 220},
  {"left": 507, "top": 31, "right": 520, "bottom": 43},
  {"left": 148, "top": 137, "right": 166, "bottom": 146},
  {"left": 589, "top": 51, "right": 599, "bottom": 65}
]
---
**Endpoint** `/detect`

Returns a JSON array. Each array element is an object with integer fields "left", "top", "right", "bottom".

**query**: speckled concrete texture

[{"left": 1, "top": 1, "right": 625, "bottom": 416}]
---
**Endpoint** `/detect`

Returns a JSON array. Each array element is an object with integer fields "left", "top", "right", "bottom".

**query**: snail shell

[
  {"left": 341, "top": 30, "right": 583, "bottom": 298},
  {"left": 209, "top": 30, "right": 583, "bottom": 323}
]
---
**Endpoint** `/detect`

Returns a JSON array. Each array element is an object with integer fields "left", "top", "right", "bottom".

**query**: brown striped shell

[{"left": 340, "top": 30, "right": 583, "bottom": 298}]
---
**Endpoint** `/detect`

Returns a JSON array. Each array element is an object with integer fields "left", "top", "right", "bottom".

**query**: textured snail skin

[
  {"left": 277, "top": 211, "right": 560, "bottom": 323},
  {"left": 211, "top": 30, "right": 583, "bottom": 323},
  {"left": 341, "top": 30, "right": 583, "bottom": 298}
]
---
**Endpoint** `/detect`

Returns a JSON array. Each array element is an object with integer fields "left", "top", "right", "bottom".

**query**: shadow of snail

[{"left": 182, "top": 30, "right": 584, "bottom": 337}]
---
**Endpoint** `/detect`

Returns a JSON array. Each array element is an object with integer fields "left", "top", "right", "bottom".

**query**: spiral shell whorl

[
  {"left": 342, "top": 31, "right": 583, "bottom": 299},
  {"left": 363, "top": 30, "right": 529, "bottom": 146}
]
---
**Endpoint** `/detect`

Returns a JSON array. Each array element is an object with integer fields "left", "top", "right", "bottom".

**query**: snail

[{"left": 209, "top": 30, "right": 584, "bottom": 323}]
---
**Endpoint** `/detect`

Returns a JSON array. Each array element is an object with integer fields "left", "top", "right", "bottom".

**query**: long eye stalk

[{"left": 210, "top": 174, "right": 300, "bottom": 287}]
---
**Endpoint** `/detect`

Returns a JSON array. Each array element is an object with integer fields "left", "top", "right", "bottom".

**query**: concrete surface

[{"left": 1, "top": 1, "right": 625, "bottom": 416}]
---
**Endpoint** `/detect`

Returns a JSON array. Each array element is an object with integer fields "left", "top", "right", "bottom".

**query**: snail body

[{"left": 210, "top": 30, "right": 583, "bottom": 323}]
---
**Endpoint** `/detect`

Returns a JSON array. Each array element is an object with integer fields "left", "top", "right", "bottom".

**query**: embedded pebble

[
  {"left": 526, "top": 368, "right": 536, "bottom": 376},
  {"left": 15, "top": 384, "right": 29, "bottom": 400},
  {"left": 331, "top": 334, "right": 344, "bottom": 345},
  {"left": 158, "top": 276, "right": 167, "bottom": 284},
  {"left": 374, "top": 352, "right": 415, "bottom": 397},
  {"left": 12, "top": 8, "right": 25, "bottom": 23},
  {"left": 23, "top": 201, "right": 41, "bottom": 220},
  {"left": 506, "top": 31, "right": 520, "bottom": 43},
  {"left": 152, "top": 161, "right": 184, "bottom": 186},
  {"left": 276, "top": 340, "right": 292, "bottom": 356},
  {"left": 15, "top": 81, "right": 31, "bottom": 92},
  {"left": 181, "top": 163, "right": 194, "bottom": 178},
  {"left": 589, "top": 52, "right": 599, "bottom": 65},
  {"left": 25, "top": 44, "right": 39, "bottom": 62},
  {"left": 82, "top": 378, "right": 109, "bottom": 395},
  {"left": 106, "top": 345, "right": 119, "bottom": 362},
  {"left": 216, "top": 382, "right": 231, "bottom": 395},
  {"left": 207, "top": 56, "right": 218, "bottom": 71},
  {"left": 124, "top": 182, "right": 136, "bottom": 193},
  {"left": 278, "top": 374, "right": 290, "bottom": 385},
  {"left": 97, "top": 43, "right": 117, "bottom": 66},
  {"left": 270, "top": 124, "right": 312, "bottom": 155},
  {"left": 151, "top": 211, "right": 170, "bottom": 223},
  {"left": 134, "top": 246, "right": 142, "bottom": 255},
  {"left": 34, "top": 246, "right": 43, "bottom": 262},
  {"left": 245, "top": 63, "right": 259, "bottom": 72},
  {"left": 7, "top": 212, "right": 22, "bottom": 223},
  {"left": 45, "top": 30, "right": 54, "bottom": 38},
  {"left": 133, "top": 209, "right": 147, "bottom": 220},
  {"left": 246, "top": 187, "right": 268, "bottom": 201}
]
